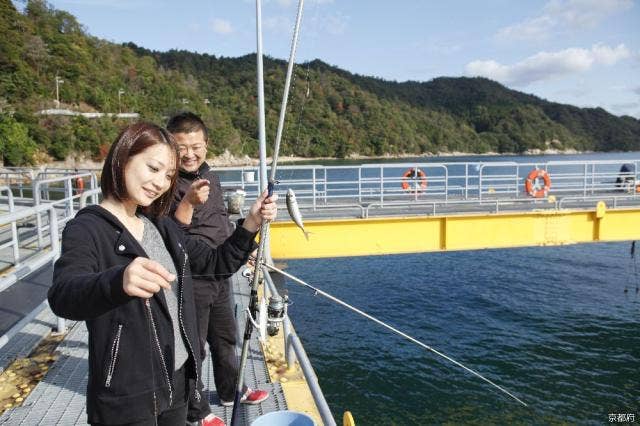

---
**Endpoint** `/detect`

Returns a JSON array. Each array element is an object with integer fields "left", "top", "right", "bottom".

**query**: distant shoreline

[
  {"left": 193, "top": 148, "right": 590, "bottom": 167},
  {"left": 28, "top": 148, "right": 616, "bottom": 170}
]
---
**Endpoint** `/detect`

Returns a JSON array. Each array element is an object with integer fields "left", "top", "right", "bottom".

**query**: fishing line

[
  {"left": 288, "top": 0, "right": 321, "bottom": 158},
  {"left": 262, "top": 262, "right": 529, "bottom": 408}
]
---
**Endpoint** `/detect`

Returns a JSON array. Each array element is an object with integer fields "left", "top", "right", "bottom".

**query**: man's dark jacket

[
  {"left": 172, "top": 162, "right": 232, "bottom": 249},
  {"left": 171, "top": 162, "right": 240, "bottom": 299},
  {"left": 48, "top": 205, "right": 255, "bottom": 424}
]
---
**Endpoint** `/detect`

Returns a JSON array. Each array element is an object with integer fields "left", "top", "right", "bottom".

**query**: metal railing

[
  {"left": 80, "top": 188, "right": 103, "bottom": 208},
  {"left": 214, "top": 159, "right": 640, "bottom": 216},
  {"left": 0, "top": 203, "right": 65, "bottom": 346},
  {"left": 31, "top": 172, "right": 98, "bottom": 247},
  {"left": 0, "top": 204, "right": 60, "bottom": 292},
  {"left": 262, "top": 268, "right": 336, "bottom": 426},
  {"left": 1, "top": 181, "right": 336, "bottom": 422},
  {"left": 558, "top": 194, "right": 640, "bottom": 209},
  {"left": 0, "top": 186, "right": 19, "bottom": 265},
  {"left": 0, "top": 168, "right": 36, "bottom": 201}
]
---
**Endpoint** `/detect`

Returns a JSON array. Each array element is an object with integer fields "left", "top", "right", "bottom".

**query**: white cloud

[
  {"left": 465, "top": 43, "right": 631, "bottom": 86},
  {"left": 324, "top": 12, "right": 348, "bottom": 35},
  {"left": 263, "top": 15, "right": 292, "bottom": 33},
  {"left": 496, "top": 0, "right": 633, "bottom": 41},
  {"left": 210, "top": 18, "right": 233, "bottom": 35},
  {"left": 497, "top": 16, "right": 554, "bottom": 41},
  {"left": 634, "top": 87, "right": 640, "bottom": 96}
]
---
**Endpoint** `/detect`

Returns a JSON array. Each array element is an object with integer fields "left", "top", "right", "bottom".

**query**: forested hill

[{"left": 1, "top": 0, "right": 639, "bottom": 166}]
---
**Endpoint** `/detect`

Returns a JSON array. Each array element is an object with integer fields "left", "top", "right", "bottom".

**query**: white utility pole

[
  {"left": 55, "top": 75, "right": 64, "bottom": 108},
  {"left": 118, "top": 88, "right": 125, "bottom": 113}
]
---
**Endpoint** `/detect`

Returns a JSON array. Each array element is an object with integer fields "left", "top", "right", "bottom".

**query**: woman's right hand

[
  {"left": 123, "top": 257, "right": 175, "bottom": 298},
  {"left": 242, "top": 190, "right": 278, "bottom": 232}
]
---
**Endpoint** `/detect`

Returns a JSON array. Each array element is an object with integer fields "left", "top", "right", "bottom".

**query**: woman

[{"left": 48, "top": 122, "right": 277, "bottom": 425}]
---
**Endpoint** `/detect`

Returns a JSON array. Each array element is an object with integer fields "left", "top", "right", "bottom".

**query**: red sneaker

[
  {"left": 201, "top": 414, "right": 226, "bottom": 426},
  {"left": 241, "top": 388, "right": 269, "bottom": 405}
]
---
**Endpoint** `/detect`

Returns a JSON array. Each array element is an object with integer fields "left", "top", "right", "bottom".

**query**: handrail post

[
  {"left": 358, "top": 167, "right": 362, "bottom": 203},
  {"left": 91, "top": 172, "right": 99, "bottom": 204},
  {"left": 479, "top": 165, "right": 484, "bottom": 201},
  {"left": 0, "top": 186, "right": 20, "bottom": 264},
  {"left": 380, "top": 166, "right": 384, "bottom": 206},
  {"left": 10, "top": 195, "right": 19, "bottom": 265},
  {"left": 33, "top": 180, "right": 43, "bottom": 247},
  {"left": 48, "top": 206, "right": 66, "bottom": 334},
  {"left": 312, "top": 167, "right": 317, "bottom": 211},
  {"left": 323, "top": 168, "right": 328, "bottom": 204},
  {"left": 283, "top": 302, "right": 296, "bottom": 368},
  {"left": 444, "top": 166, "right": 449, "bottom": 202},
  {"left": 465, "top": 163, "right": 469, "bottom": 200},
  {"left": 65, "top": 177, "right": 74, "bottom": 218}
]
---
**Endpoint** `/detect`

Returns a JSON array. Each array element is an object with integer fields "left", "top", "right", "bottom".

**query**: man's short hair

[{"left": 166, "top": 112, "right": 209, "bottom": 141}]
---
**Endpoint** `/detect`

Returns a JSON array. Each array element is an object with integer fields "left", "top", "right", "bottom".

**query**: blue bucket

[{"left": 251, "top": 411, "right": 315, "bottom": 426}]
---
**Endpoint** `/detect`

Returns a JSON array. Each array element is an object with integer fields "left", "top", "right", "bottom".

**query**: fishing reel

[
  {"left": 241, "top": 266, "right": 254, "bottom": 282},
  {"left": 267, "top": 294, "right": 287, "bottom": 336}
]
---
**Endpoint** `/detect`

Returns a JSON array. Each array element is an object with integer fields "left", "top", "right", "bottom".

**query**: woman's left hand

[{"left": 243, "top": 190, "right": 278, "bottom": 232}]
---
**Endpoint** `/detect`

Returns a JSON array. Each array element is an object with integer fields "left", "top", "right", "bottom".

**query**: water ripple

[{"left": 285, "top": 242, "right": 640, "bottom": 424}]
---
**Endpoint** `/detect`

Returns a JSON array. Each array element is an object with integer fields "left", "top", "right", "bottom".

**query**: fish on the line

[{"left": 286, "top": 188, "right": 310, "bottom": 240}]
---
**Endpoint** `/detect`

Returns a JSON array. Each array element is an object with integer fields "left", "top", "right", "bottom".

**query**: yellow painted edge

[
  {"left": 269, "top": 207, "right": 640, "bottom": 259},
  {"left": 281, "top": 380, "right": 323, "bottom": 425},
  {"left": 259, "top": 291, "right": 323, "bottom": 425}
]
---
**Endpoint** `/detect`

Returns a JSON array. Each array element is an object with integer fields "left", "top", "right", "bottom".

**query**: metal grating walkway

[{"left": 0, "top": 268, "right": 286, "bottom": 425}]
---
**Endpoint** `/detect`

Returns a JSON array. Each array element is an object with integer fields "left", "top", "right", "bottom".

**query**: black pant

[
  {"left": 92, "top": 364, "right": 188, "bottom": 426},
  {"left": 188, "top": 278, "right": 238, "bottom": 420}
]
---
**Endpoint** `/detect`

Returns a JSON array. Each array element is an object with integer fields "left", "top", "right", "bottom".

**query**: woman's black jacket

[{"left": 48, "top": 205, "right": 256, "bottom": 424}]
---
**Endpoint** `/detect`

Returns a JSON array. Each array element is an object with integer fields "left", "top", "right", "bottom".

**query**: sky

[{"left": 31, "top": 0, "right": 640, "bottom": 118}]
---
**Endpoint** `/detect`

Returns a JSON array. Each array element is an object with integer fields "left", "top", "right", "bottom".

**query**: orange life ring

[
  {"left": 75, "top": 177, "right": 84, "bottom": 194},
  {"left": 525, "top": 168, "right": 551, "bottom": 198},
  {"left": 401, "top": 168, "right": 427, "bottom": 192}
]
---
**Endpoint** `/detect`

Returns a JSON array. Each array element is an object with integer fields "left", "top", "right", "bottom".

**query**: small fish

[{"left": 286, "top": 188, "right": 310, "bottom": 240}]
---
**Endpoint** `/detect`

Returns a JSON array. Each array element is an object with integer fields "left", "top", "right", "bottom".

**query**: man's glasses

[{"left": 178, "top": 144, "right": 206, "bottom": 154}]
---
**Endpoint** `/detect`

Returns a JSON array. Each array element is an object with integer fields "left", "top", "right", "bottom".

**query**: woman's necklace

[{"left": 100, "top": 200, "right": 145, "bottom": 241}]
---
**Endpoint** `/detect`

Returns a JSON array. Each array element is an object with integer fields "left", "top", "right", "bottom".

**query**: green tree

[{"left": 0, "top": 115, "right": 38, "bottom": 165}]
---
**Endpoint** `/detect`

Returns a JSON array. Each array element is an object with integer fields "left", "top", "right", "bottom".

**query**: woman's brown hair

[{"left": 100, "top": 122, "right": 179, "bottom": 216}]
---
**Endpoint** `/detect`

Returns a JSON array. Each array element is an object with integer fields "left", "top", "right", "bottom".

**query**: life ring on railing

[
  {"left": 74, "top": 177, "right": 84, "bottom": 194},
  {"left": 401, "top": 168, "right": 427, "bottom": 192},
  {"left": 525, "top": 168, "right": 551, "bottom": 198}
]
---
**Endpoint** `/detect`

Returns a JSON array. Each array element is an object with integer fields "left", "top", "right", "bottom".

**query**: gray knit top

[{"left": 138, "top": 216, "right": 188, "bottom": 371}]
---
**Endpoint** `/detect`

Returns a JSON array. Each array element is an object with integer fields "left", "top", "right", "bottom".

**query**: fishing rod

[
  {"left": 231, "top": 0, "right": 305, "bottom": 423},
  {"left": 262, "top": 263, "right": 529, "bottom": 408}
]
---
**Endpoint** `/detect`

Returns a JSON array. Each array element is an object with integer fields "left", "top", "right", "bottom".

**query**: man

[{"left": 167, "top": 112, "right": 268, "bottom": 426}]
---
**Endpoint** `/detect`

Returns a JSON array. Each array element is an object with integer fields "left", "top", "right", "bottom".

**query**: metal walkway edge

[{"left": 0, "top": 269, "right": 286, "bottom": 425}]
